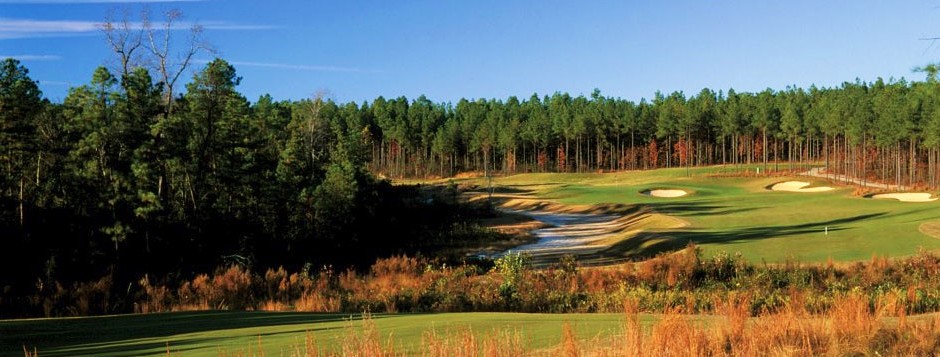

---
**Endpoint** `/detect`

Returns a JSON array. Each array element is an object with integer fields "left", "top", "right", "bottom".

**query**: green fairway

[
  {"left": 469, "top": 166, "right": 940, "bottom": 263},
  {"left": 0, "top": 311, "right": 648, "bottom": 356}
]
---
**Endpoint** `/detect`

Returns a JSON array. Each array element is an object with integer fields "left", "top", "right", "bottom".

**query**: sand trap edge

[
  {"left": 871, "top": 193, "right": 938, "bottom": 203},
  {"left": 769, "top": 181, "right": 835, "bottom": 193},
  {"left": 641, "top": 189, "right": 689, "bottom": 198}
]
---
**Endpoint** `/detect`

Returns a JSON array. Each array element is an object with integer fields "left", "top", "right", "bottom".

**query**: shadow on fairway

[
  {"left": 1, "top": 311, "right": 371, "bottom": 356},
  {"left": 484, "top": 186, "right": 535, "bottom": 194},
  {"left": 641, "top": 199, "right": 766, "bottom": 217},
  {"left": 596, "top": 212, "right": 888, "bottom": 263}
]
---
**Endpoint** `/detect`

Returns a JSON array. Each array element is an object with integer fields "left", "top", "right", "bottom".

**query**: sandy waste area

[
  {"left": 872, "top": 193, "right": 938, "bottom": 202},
  {"left": 771, "top": 181, "right": 834, "bottom": 192},
  {"left": 501, "top": 210, "right": 621, "bottom": 255},
  {"left": 644, "top": 189, "right": 688, "bottom": 198}
]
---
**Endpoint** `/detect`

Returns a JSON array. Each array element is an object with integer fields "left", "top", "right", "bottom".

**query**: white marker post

[{"left": 825, "top": 226, "right": 828, "bottom": 237}]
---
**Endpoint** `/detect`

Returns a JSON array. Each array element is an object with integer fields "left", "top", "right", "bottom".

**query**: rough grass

[{"left": 464, "top": 166, "right": 940, "bottom": 263}]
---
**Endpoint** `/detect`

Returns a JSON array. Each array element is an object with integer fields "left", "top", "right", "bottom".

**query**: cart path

[{"left": 800, "top": 167, "right": 909, "bottom": 191}]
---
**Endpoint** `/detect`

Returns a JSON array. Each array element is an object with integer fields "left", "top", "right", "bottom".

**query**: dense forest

[
  {"left": 3, "top": 53, "right": 940, "bottom": 315},
  {"left": 0, "top": 57, "right": 511, "bottom": 317},
  {"left": 369, "top": 77, "right": 940, "bottom": 190}
]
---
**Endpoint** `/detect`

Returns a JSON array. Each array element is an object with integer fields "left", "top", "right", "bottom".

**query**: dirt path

[{"left": 801, "top": 167, "right": 908, "bottom": 191}]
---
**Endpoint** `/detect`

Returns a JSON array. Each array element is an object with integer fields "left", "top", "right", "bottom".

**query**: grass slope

[
  {"left": 1, "top": 311, "right": 649, "bottom": 356},
  {"left": 462, "top": 166, "right": 940, "bottom": 263}
]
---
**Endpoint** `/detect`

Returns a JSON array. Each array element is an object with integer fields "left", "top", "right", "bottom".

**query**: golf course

[
  {"left": 469, "top": 166, "right": 940, "bottom": 264},
  {"left": 9, "top": 1, "right": 940, "bottom": 354},
  {"left": 5, "top": 165, "right": 940, "bottom": 355}
]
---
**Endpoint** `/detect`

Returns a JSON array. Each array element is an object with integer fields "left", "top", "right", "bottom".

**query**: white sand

[
  {"left": 649, "top": 189, "right": 688, "bottom": 198},
  {"left": 872, "top": 193, "right": 938, "bottom": 202},
  {"left": 490, "top": 207, "right": 689, "bottom": 266},
  {"left": 491, "top": 210, "right": 620, "bottom": 257},
  {"left": 771, "top": 181, "right": 834, "bottom": 193}
]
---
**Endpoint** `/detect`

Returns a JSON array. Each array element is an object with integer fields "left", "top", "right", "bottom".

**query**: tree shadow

[
  {"left": 486, "top": 186, "right": 535, "bottom": 194},
  {"left": 640, "top": 200, "right": 766, "bottom": 217},
  {"left": 598, "top": 212, "right": 888, "bottom": 261},
  {"left": 1, "top": 311, "right": 372, "bottom": 356}
]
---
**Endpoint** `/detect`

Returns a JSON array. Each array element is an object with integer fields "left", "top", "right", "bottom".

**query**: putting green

[
  {"left": 920, "top": 221, "right": 940, "bottom": 239},
  {"left": 468, "top": 166, "right": 940, "bottom": 263}
]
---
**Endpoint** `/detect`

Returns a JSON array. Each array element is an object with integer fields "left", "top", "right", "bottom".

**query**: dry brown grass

[
  {"left": 338, "top": 312, "right": 397, "bottom": 357},
  {"left": 559, "top": 322, "right": 579, "bottom": 357},
  {"left": 116, "top": 249, "right": 940, "bottom": 319},
  {"left": 114, "top": 294, "right": 940, "bottom": 357},
  {"left": 454, "top": 171, "right": 485, "bottom": 179},
  {"left": 287, "top": 296, "right": 938, "bottom": 356},
  {"left": 583, "top": 291, "right": 940, "bottom": 356},
  {"left": 479, "top": 212, "right": 550, "bottom": 236},
  {"left": 422, "top": 327, "right": 525, "bottom": 357}
]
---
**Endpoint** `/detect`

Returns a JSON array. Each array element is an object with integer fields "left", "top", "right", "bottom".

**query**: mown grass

[
  {"left": 6, "top": 299, "right": 940, "bottom": 356},
  {"left": 0, "top": 311, "right": 653, "bottom": 356},
  {"left": 462, "top": 166, "right": 940, "bottom": 263}
]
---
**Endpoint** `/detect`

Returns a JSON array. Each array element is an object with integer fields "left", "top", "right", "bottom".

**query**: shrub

[
  {"left": 19, "top": 251, "right": 940, "bottom": 317},
  {"left": 492, "top": 252, "right": 530, "bottom": 309}
]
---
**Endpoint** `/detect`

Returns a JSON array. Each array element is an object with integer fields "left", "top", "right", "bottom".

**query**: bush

[
  {"left": 492, "top": 252, "right": 530, "bottom": 309},
  {"left": 17, "top": 251, "right": 940, "bottom": 317}
]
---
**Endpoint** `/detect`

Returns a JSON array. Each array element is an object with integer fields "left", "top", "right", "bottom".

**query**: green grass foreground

[
  {"left": 462, "top": 166, "right": 940, "bottom": 263},
  {"left": 1, "top": 311, "right": 652, "bottom": 356}
]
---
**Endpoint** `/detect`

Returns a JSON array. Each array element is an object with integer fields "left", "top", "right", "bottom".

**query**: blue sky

[{"left": 2, "top": 1, "right": 940, "bottom": 103}]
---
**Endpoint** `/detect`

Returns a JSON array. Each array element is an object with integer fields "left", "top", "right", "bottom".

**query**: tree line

[{"left": 364, "top": 80, "right": 940, "bottom": 191}]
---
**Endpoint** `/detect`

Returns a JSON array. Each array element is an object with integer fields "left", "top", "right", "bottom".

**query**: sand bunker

[
  {"left": 770, "top": 181, "right": 834, "bottom": 193},
  {"left": 490, "top": 210, "right": 621, "bottom": 260},
  {"left": 872, "top": 193, "right": 938, "bottom": 202},
  {"left": 491, "top": 207, "right": 688, "bottom": 266},
  {"left": 643, "top": 189, "right": 688, "bottom": 198}
]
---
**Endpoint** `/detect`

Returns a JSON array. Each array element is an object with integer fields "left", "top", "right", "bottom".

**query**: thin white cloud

[
  {"left": 197, "top": 59, "right": 376, "bottom": 73},
  {"left": 0, "top": 54, "right": 61, "bottom": 61},
  {"left": 0, "top": 18, "right": 273, "bottom": 39},
  {"left": 200, "top": 22, "right": 276, "bottom": 31},
  {"left": 36, "top": 80, "right": 72, "bottom": 86},
  {"left": 0, "top": 18, "right": 101, "bottom": 34}
]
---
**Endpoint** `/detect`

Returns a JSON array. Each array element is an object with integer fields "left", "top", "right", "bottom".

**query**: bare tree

[
  {"left": 101, "top": 8, "right": 143, "bottom": 81},
  {"left": 304, "top": 90, "right": 331, "bottom": 165},
  {"left": 100, "top": 7, "right": 213, "bottom": 115},
  {"left": 143, "top": 8, "right": 214, "bottom": 115}
]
